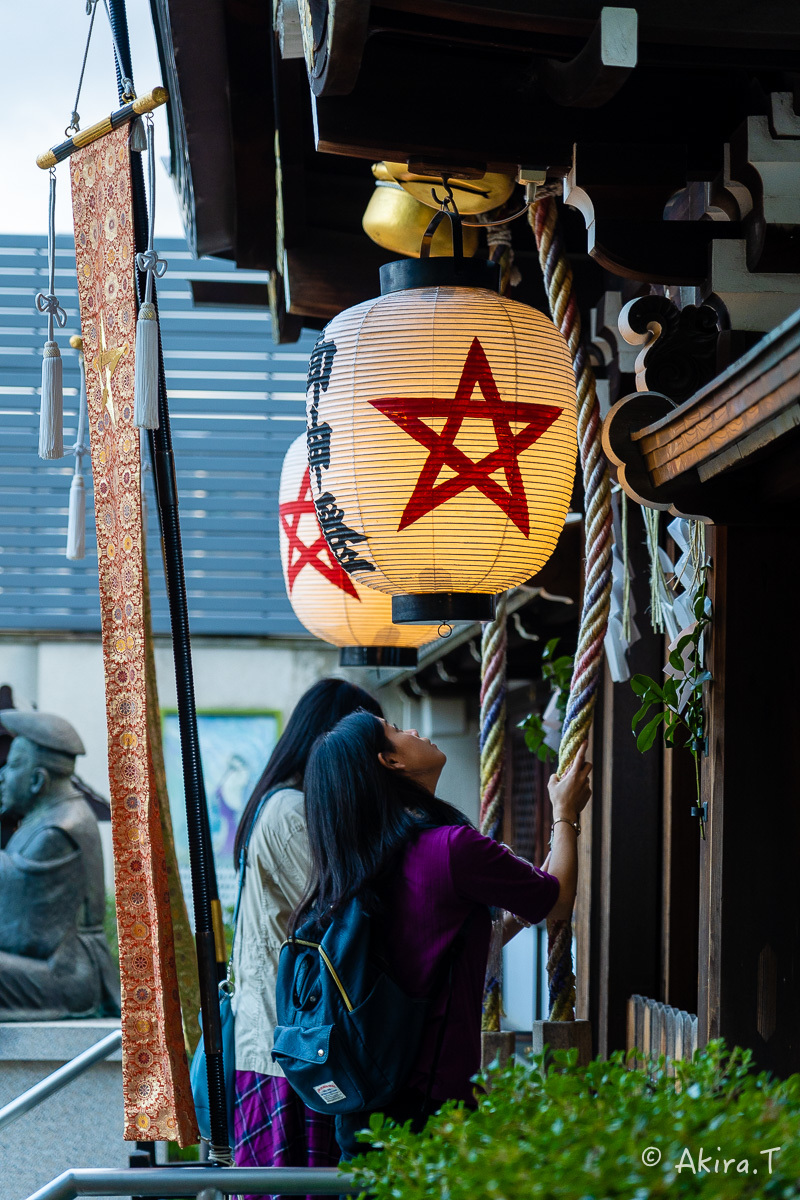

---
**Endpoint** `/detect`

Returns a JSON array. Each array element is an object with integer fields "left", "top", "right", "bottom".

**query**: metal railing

[
  {"left": 0, "top": 1028, "right": 123, "bottom": 1132},
  {"left": 25, "top": 1166, "right": 354, "bottom": 1199}
]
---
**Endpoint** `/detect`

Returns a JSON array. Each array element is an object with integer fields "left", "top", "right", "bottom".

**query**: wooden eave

[
  {"left": 603, "top": 307, "right": 800, "bottom": 523},
  {"left": 150, "top": 0, "right": 237, "bottom": 259}
]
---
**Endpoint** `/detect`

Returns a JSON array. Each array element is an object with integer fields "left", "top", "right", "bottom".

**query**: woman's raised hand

[{"left": 547, "top": 741, "right": 592, "bottom": 822}]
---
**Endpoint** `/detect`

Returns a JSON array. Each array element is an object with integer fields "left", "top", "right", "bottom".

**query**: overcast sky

[{"left": 0, "top": 0, "right": 184, "bottom": 238}]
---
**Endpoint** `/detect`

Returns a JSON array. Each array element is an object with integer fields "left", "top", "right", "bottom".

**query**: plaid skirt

[{"left": 233, "top": 1069, "right": 340, "bottom": 1200}]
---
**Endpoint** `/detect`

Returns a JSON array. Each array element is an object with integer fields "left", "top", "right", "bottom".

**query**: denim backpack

[{"left": 272, "top": 896, "right": 460, "bottom": 1116}]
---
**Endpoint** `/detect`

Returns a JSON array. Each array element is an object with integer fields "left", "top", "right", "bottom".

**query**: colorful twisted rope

[
  {"left": 531, "top": 195, "right": 614, "bottom": 1022},
  {"left": 479, "top": 590, "right": 507, "bottom": 1032}
]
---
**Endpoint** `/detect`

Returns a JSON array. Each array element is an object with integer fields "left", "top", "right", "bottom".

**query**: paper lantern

[
  {"left": 305, "top": 252, "right": 578, "bottom": 623},
  {"left": 279, "top": 434, "right": 437, "bottom": 665}
]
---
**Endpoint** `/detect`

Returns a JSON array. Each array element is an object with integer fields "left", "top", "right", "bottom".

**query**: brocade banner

[{"left": 70, "top": 126, "right": 197, "bottom": 1145}]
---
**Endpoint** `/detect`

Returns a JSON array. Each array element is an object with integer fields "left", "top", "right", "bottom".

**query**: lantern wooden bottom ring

[
  {"left": 392, "top": 592, "right": 497, "bottom": 624},
  {"left": 339, "top": 646, "right": 419, "bottom": 667}
]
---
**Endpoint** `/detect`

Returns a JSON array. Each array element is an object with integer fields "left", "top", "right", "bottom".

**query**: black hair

[
  {"left": 290, "top": 710, "right": 472, "bottom": 933},
  {"left": 233, "top": 678, "right": 383, "bottom": 867}
]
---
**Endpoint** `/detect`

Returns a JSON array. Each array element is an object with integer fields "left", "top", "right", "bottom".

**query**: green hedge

[{"left": 349, "top": 1041, "right": 800, "bottom": 1198}]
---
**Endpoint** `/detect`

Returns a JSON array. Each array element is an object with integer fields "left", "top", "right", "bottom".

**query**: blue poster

[{"left": 162, "top": 710, "right": 280, "bottom": 919}]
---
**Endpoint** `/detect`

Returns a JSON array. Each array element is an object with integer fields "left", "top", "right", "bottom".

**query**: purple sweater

[{"left": 384, "top": 825, "right": 559, "bottom": 1104}]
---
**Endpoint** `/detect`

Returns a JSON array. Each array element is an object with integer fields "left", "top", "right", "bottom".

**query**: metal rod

[
  {"left": 36, "top": 88, "right": 168, "bottom": 169},
  {"left": 25, "top": 1166, "right": 353, "bottom": 1200},
  {"left": 0, "top": 1030, "right": 122, "bottom": 1132}
]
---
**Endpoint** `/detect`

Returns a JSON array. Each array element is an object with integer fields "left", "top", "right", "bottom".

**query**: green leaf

[
  {"left": 525, "top": 728, "right": 545, "bottom": 755},
  {"left": 636, "top": 711, "right": 664, "bottom": 752},
  {"left": 662, "top": 677, "right": 679, "bottom": 708},
  {"left": 630, "top": 673, "right": 661, "bottom": 698},
  {"left": 631, "top": 699, "right": 653, "bottom": 731},
  {"left": 542, "top": 637, "right": 560, "bottom": 661},
  {"left": 693, "top": 589, "right": 710, "bottom": 620},
  {"left": 668, "top": 649, "right": 685, "bottom": 672}
]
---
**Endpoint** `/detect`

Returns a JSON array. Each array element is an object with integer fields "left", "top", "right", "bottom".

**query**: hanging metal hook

[{"left": 430, "top": 176, "right": 458, "bottom": 211}]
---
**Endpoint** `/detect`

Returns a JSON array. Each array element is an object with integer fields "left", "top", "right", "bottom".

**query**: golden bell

[
  {"left": 377, "top": 161, "right": 516, "bottom": 215},
  {"left": 363, "top": 181, "right": 479, "bottom": 259}
]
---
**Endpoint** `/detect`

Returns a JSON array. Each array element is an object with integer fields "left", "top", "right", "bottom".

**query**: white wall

[
  {"left": 0, "top": 637, "right": 481, "bottom": 825},
  {"left": 396, "top": 693, "right": 481, "bottom": 826},
  {"left": 0, "top": 636, "right": 340, "bottom": 800}
]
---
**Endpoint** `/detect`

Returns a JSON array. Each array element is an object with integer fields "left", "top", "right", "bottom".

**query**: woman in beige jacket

[{"left": 231, "top": 679, "right": 382, "bottom": 1196}]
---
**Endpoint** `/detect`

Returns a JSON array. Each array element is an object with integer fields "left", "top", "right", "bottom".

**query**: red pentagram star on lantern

[
  {"left": 370, "top": 337, "right": 564, "bottom": 537},
  {"left": 280, "top": 467, "right": 359, "bottom": 598}
]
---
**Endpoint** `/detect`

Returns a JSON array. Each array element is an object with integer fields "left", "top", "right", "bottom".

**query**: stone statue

[{"left": 0, "top": 711, "right": 121, "bottom": 1020}]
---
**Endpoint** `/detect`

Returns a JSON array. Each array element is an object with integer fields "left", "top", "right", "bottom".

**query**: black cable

[{"left": 106, "top": 0, "right": 231, "bottom": 1160}]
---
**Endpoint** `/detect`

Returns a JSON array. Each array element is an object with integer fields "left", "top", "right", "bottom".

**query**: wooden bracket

[
  {"left": 539, "top": 7, "right": 637, "bottom": 108},
  {"left": 618, "top": 295, "right": 721, "bottom": 405},
  {"left": 602, "top": 390, "right": 679, "bottom": 510}
]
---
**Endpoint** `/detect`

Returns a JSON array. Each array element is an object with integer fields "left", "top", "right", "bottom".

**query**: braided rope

[
  {"left": 531, "top": 196, "right": 614, "bottom": 1022},
  {"left": 479, "top": 591, "right": 507, "bottom": 1031}
]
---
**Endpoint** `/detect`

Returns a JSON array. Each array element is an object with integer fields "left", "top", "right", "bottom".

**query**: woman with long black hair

[
  {"left": 295, "top": 709, "right": 591, "bottom": 1157},
  {"left": 231, "top": 680, "right": 383, "bottom": 1193}
]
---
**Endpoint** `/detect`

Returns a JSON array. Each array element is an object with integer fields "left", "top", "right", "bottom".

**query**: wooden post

[
  {"left": 481, "top": 1031, "right": 517, "bottom": 1071},
  {"left": 661, "top": 738, "right": 700, "bottom": 1011},
  {"left": 531, "top": 1019, "right": 593, "bottom": 1067}
]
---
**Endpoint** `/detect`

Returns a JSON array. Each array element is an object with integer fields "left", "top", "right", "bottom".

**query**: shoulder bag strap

[{"left": 227, "top": 783, "right": 286, "bottom": 978}]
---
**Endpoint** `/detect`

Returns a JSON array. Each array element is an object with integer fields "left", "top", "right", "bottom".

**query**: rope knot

[
  {"left": 35, "top": 292, "right": 68, "bottom": 327},
  {"left": 136, "top": 248, "right": 168, "bottom": 279}
]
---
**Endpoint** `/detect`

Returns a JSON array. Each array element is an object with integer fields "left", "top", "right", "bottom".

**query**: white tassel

[
  {"left": 134, "top": 302, "right": 160, "bottom": 428},
  {"left": 39, "top": 341, "right": 64, "bottom": 459},
  {"left": 133, "top": 119, "right": 166, "bottom": 429},
  {"left": 36, "top": 169, "right": 67, "bottom": 459},
  {"left": 66, "top": 472, "right": 86, "bottom": 560}
]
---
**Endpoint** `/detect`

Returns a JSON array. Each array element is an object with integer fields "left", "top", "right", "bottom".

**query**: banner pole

[{"left": 106, "top": 0, "right": 231, "bottom": 1164}]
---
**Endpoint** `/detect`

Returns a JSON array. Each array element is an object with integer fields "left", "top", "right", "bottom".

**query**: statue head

[{"left": 0, "top": 712, "right": 85, "bottom": 819}]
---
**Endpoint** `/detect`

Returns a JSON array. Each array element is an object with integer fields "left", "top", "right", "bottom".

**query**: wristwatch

[{"left": 549, "top": 816, "right": 581, "bottom": 848}]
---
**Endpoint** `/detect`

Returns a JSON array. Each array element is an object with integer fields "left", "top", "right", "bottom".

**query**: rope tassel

[
  {"left": 66, "top": 335, "right": 89, "bottom": 560},
  {"left": 134, "top": 115, "right": 166, "bottom": 429},
  {"left": 134, "top": 301, "right": 159, "bottom": 427},
  {"left": 39, "top": 342, "right": 64, "bottom": 459},
  {"left": 36, "top": 169, "right": 67, "bottom": 459},
  {"left": 66, "top": 473, "right": 86, "bottom": 560}
]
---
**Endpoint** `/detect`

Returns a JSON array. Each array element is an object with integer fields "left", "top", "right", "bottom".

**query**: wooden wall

[{"left": 700, "top": 525, "right": 800, "bottom": 1074}]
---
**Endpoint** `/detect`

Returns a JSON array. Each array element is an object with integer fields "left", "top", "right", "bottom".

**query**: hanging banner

[{"left": 71, "top": 125, "right": 197, "bottom": 1145}]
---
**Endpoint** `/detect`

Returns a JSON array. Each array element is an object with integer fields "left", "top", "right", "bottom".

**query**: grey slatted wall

[{"left": 0, "top": 233, "right": 317, "bottom": 636}]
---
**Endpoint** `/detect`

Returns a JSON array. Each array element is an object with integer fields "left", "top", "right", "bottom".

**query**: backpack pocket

[
  {"left": 346, "top": 972, "right": 429, "bottom": 1110},
  {"left": 272, "top": 1023, "right": 366, "bottom": 1114}
]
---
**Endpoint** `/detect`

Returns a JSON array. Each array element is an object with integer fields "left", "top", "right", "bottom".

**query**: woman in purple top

[{"left": 296, "top": 710, "right": 591, "bottom": 1157}]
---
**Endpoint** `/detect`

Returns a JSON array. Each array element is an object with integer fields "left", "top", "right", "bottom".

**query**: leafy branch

[
  {"left": 518, "top": 638, "right": 574, "bottom": 763},
  {"left": 630, "top": 569, "right": 712, "bottom": 837}
]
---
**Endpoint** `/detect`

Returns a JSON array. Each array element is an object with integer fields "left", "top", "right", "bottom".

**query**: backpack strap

[{"left": 227, "top": 783, "right": 287, "bottom": 980}]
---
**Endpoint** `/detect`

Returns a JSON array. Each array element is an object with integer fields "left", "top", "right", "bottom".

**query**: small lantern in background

[
  {"left": 305, "top": 213, "right": 579, "bottom": 624},
  {"left": 279, "top": 434, "right": 438, "bottom": 665}
]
